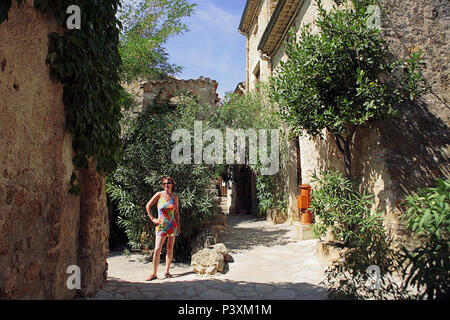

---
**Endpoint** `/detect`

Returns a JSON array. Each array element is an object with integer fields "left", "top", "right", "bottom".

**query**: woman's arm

[
  {"left": 146, "top": 192, "right": 161, "bottom": 225},
  {"left": 175, "top": 194, "right": 181, "bottom": 234}
]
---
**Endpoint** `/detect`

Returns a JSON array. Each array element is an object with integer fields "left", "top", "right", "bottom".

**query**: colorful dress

[{"left": 156, "top": 191, "right": 178, "bottom": 237}]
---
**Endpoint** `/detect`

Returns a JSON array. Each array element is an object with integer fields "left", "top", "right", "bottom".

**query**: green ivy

[
  {"left": 1, "top": 1, "right": 124, "bottom": 194},
  {"left": 38, "top": 0, "right": 123, "bottom": 178}
]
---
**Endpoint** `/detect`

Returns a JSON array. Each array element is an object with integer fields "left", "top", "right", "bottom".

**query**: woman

[{"left": 145, "top": 176, "right": 181, "bottom": 281}]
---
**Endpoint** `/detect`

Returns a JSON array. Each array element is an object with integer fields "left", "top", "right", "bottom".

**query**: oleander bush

[
  {"left": 310, "top": 171, "right": 385, "bottom": 248},
  {"left": 107, "top": 94, "right": 219, "bottom": 261},
  {"left": 310, "top": 171, "right": 408, "bottom": 299},
  {"left": 312, "top": 172, "right": 449, "bottom": 299},
  {"left": 210, "top": 87, "right": 288, "bottom": 219},
  {"left": 398, "top": 178, "right": 450, "bottom": 300}
]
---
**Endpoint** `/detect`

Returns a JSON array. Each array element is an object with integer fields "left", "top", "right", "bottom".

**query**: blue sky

[{"left": 165, "top": 0, "right": 247, "bottom": 99}]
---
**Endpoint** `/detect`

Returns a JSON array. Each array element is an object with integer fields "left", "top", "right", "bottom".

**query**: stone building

[
  {"left": 239, "top": 0, "right": 449, "bottom": 237},
  {"left": 0, "top": 1, "right": 109, "bottom": 299}
]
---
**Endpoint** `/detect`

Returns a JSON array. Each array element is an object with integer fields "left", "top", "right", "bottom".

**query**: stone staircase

[
  {"left": 219, "top": 197, "right": 229, "bottom": 215},
  {"left": 206, "top": 180, "right": 228, "bottom": 215},
  {"left": 190, "top": 180, "right": 228, "bottom": 253},
  {"left": 205, "top": 180, "right": 228, "bottom": 230}
]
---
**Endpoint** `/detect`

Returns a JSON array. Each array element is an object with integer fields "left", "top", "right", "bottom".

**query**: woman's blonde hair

[{"left": 162, "top": 176, "right": 176, "bottom": 190}]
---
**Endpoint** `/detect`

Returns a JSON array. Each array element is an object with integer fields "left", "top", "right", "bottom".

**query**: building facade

[{"left": 239, "top": 0, "right": 450, "bottom": 236}]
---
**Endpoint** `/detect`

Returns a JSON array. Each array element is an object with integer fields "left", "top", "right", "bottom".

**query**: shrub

[
  {"left": 310, "top": 170, "right": 385, "bottom": 247},
  {"left": 324, "top": 236, "right": 408, "bottom": 300},
  {"left": 210, "top": 87, "right": 289, "bottom": 219},
  {"left": 399, "top": 178, "right": 450, "bottom": 300},
  {"left": 107, "top": 94, "right": 219, "bottom": 261},
  {"left": 310, "top": 171, "right": 410, "bottom": 299},
  {"left": 316, "top": 174, "right": 449, "bottom": 299}
]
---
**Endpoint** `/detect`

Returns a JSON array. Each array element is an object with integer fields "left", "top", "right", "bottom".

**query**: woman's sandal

[
  {"left": 145, "top": 274, "right": 157, "bottom": 281},
  {"left": 164, "top": 273, "right": 173, "bottom": 278}
]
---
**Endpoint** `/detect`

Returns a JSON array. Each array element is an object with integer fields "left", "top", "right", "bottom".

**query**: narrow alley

[{"left": 88, "top": 214, "right": 328, "bottom": 300}]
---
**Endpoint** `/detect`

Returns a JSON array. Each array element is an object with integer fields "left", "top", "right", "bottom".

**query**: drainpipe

[{"left": 246, "top": 36, "right": 250, "bottom": 94}]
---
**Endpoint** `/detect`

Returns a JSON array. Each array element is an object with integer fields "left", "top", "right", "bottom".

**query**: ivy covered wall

[{"left": 0, "top": 0, "right": 122, "bottom": 298}]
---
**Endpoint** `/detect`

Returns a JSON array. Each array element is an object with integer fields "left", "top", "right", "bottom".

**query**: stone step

[
  {"left": 206, "top": 188, "right": 218, "bottom": 196},
  {"left": 208, "top": 180, "right": 217, "bottom": 187},
  {"left": 213, "top": 214, "right": 227, "bottom": 226},
  {"left": 212, "top": 196, "right": 222, "bottom": 204}
]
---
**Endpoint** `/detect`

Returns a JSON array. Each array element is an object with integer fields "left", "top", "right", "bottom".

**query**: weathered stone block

[
  {"left": 13, "top": 189, "right": 25, "bottom": 207},
  {"left": 212, "top": 243, "right": 227, "bottom": 256},
  {"left": 0, "top": 243, "right": 8, "bottom": 255},
  {"left": 25, "top": 261, "right": 41, "bottom": 282},
  {"left": 191, "top": 243, "right": 230, "bottom": 275}
]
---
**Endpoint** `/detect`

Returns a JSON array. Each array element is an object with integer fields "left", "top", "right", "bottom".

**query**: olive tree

[{"left": 269, "top": 0, "right": 428, "bottom": 180}]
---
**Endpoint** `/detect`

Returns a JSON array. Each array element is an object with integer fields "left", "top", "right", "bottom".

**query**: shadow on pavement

[
  {"left": 218, "top": 214, "right": 293, "bottom": 253},
  {"left": 91, "top": 277, "right": 328, "bottom": 300},
  {"left": 86, "top": 214, "right": 328, "bottom": 300}
]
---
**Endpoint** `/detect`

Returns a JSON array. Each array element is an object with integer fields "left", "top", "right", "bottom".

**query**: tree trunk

[
  {"left": 343, "top": 138, "right": 352, "bottom": 181},
  {"left": 329, "top": 126, "right": 356, "bottom": 181}
]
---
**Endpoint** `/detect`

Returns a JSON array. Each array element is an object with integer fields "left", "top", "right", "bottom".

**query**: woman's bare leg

[
  {"left": 152, "top": 235, "right": 166, "bottom": 276},
  {"left": 165, "top": 236, "right": 175, "bottom": 275}
]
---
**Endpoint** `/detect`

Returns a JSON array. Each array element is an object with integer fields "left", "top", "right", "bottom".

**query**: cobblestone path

[{"left": 87, "top": 214, "right": 328, "bottom": 300}]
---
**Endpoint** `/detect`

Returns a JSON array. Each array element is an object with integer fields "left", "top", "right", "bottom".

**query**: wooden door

[{"left": 218, "top": 177, "right": 227, "bottom": 197}]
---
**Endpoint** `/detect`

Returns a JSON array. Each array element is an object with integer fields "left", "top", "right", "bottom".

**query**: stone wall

[
  {"left": 77, "top": 161, "right": 109, "bottom": 297},
  {"left": 141, "top": 76, "right": 220, "bottom": 110},
  {"left": 371, "top": 0, "right": 449, "bottom": 237},
  {"left": 247, "top": 0, "right": 272, "bottom": 90},
  {"left": 314, "top": 0, "right": 450, "bottom": 238},
  {"left": 0, "top": 1, "right": 109, "bottom": 299}
]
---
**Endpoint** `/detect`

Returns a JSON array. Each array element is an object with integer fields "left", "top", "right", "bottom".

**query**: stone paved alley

[{"left": 86, "top": 214, "right": 328, "bottom": 300}]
